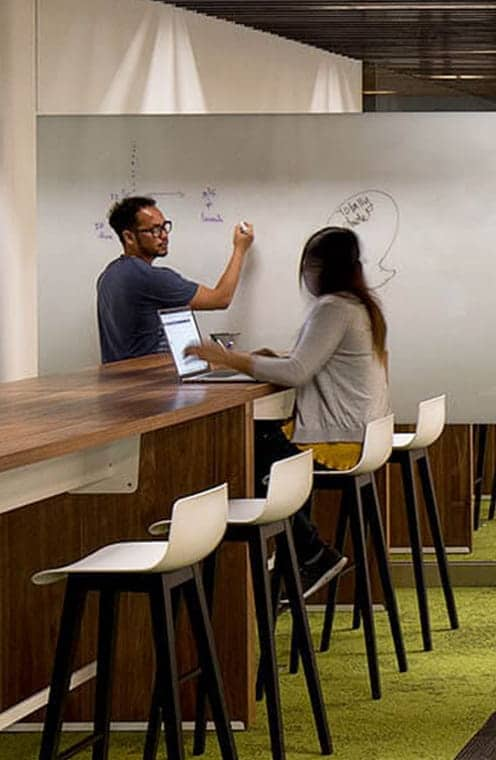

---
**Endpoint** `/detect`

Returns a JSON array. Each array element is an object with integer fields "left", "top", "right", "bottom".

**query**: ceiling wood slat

[{"left": 159, "top": 0, "right": 496, "bottom": 101}]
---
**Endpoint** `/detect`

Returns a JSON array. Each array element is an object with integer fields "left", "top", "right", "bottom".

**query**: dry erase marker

[{"left": 239, "top": 221, "right": 249, "bottom": 233}]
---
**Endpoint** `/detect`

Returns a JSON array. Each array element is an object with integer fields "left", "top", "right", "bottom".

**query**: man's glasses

[{"left": 135, "top": 220, "right": 172, "bottom": 238}]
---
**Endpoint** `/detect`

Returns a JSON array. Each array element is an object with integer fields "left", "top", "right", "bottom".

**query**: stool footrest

[
  {"left": 58, "top": 732, "right": 104, "bottom": 760},
  {"left": 179, "top": 665, "right": 202, "bottom": 684}
]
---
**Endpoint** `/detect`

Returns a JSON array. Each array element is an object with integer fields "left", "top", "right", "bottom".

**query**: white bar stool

[
  {"left": 389, "top": 394, "right": 458, "bottom": 651},
  {"left": 32, "top": 484, "right": 237, "bottom": 760},
  {"left": 148, "top": 450, "right": 332, "bottom": 760},
  {"left": 307, "top": 415, "right": 407, "bottom": 701}
]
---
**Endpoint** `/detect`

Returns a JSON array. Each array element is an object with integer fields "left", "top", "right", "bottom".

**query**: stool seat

[
  {"left": 228, "top": 498, "right": 267, "bottom": 523},
  {"left": 151, "top": 499, "right": 282, "bottom": 528},
  {"left": 33, "top": 541, "right": 171, "bottom": 583},
  {"left": 150, "top": 499, "right": 274, "bottom": 530},
  {"left": 393, "top": 432, "right": 416, "bottom": 449},
  {"left": 392, "top": 394, "right": 446, "bottom": 452},
  {"left": 314, "top": 414, "right": 396, "bottom": 478}
]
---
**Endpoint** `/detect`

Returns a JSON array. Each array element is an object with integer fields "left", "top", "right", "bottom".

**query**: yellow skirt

[{"left": 281, "top": 419, "right": 362, "bottom": 471}]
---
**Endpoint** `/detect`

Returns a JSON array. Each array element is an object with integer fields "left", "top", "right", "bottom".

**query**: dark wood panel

[
  {"left": 1, "top": 495, "right": 88, "bottom": 716},
  {"left": 389, "top": 424, "right": 472, "bottom": 550},
  {"left": 1, "top": 407, "right": 255, "bottom": 724}
]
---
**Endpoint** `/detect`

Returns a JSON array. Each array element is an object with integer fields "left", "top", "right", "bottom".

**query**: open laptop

[{"left": 158, "top": 308, "right": 257, "bottom": 383}]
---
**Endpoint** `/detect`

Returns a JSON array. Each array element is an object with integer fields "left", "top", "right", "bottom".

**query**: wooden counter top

[{"left": 0, "top": 354, "right": 274, "bottom": 473}]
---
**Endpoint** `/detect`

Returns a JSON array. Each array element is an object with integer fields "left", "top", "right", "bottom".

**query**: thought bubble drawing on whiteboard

[{"left": 327, "top": 189, "right": 399, "bottom": 290}]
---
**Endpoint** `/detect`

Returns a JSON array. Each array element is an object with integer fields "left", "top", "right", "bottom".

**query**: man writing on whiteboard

[{"left": 97, "top": 196, "right": 254, "bottom": 363}]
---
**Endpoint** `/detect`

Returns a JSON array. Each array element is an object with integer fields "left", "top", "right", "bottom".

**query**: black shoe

[{"left": 280, "top": 547, "right": 348, "bottom": 605}]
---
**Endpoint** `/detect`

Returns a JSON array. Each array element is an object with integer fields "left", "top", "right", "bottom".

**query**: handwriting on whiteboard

[
  {"left": 328, "top": 189, "right": 399, "bottom": 290},
  {"left": 337, "top": 194, "right": 374, "bottom": 227},
  {"left": 201, "top": 187, "right": 224, "bottom": 224}
]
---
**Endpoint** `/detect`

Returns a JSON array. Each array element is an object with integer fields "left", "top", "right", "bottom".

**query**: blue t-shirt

[{"left": 97, "top": 256, "right": 198, "bottom": 363}]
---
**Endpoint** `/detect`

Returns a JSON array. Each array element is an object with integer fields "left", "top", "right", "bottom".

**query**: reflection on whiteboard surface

[{"left": 37, "top": 113, "right": 496, "bottom": 422}]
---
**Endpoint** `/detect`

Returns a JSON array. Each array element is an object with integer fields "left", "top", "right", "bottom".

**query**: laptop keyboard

[{"left": 204, "top": 370, "right": 240, "bottom": 378}]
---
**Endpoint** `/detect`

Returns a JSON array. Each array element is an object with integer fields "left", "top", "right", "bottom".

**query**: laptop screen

[{"left": 158, "top": 309, "right": 209, "bottom": 377}]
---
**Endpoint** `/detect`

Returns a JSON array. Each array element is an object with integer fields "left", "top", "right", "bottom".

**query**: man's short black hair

[{"left": 108, "top": 196, "right": 156, "bottom": 243}]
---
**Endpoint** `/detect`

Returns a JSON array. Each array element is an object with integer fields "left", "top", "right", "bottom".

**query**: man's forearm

[
  {"left": 212, "top": 246, "right": 246, "bottom": 307},
  {"left": 189, "top": 244, "right": 250, "bottom": 311}
]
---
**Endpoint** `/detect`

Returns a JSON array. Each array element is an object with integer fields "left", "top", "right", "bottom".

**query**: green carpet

[{"left": 3, "top": 587, "right": 496, "bottom": 759}]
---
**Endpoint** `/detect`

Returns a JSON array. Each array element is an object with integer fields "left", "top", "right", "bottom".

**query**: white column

[{"left": 0, "top": 0, "right": 37, "bottom": 381}]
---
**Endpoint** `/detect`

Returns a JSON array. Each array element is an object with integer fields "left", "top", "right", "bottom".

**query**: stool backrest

[
  {"left": 352, "top": 414, "right": 395, "bottom": 475},
  {"left": 257, "top": 449, "right": 313, "bottom": 525},
  {"left": 159, "top": 483, "right": 228, "bottom": 571},
  {"left": 253, "top": 389, "right": 296, "bottom": 420},
  {"left": 410, "top": 394, "right": 446, "bottom": 449}
]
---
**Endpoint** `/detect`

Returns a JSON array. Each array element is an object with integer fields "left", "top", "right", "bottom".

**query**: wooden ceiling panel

[{"left": 159, "top": 0, "right": 496, "bottom": 101}]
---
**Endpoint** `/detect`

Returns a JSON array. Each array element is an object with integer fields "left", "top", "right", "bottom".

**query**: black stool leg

[
  {"left": 366, "top": 478, "right": 408, "bottom": 673},
  {"left": 144, "top": 588, "right": 181, "bottom": 760},
  {"left": 277, "top": 521, "right": 333, "bottom": 755},
  {"left": 185, "top": 565, "right": 238, "bottom": 760},
  {"left": 249, "top": 528, "right": 286, "bottom": 760},
  {"left": 288, "top": 610, "right": 300, "bottom": 675},
  {"left": 400, "top": 452, "right": 432, "bottom": 651},
  {"left": 351, "top": 581, "right": 362, "bottom": 631},
  {"left": 320, "top": 490, "right": 349, "bottom": 652},
  {"left": 349, "top": 479, "right": 381, "bottom": 700},
  {"left": 352, "top": 504, "right": 367, "bottom": 632},
  {"left": 193, "top": 552, "right": 218, "bottom": 755},
  {"left": 149, "top": 577, "right": 184, "bottom": 760},
  {"left": 143, "top": 684, "right": 161, "bottom": 760},
  {"left": 38, "top": 578, "right": 88, "bottom": 760},
  {"left": 474, "top": 424, "right": 488, "bottom": 531},
  {"left": 256, "top": 549, "right": 284, "bottom": 696},
  {"left": 417, "top": 452, "right": 459, "bottom": 630},
  {"left": 93, "top": 589, "right": 120, "bottom": 760}
]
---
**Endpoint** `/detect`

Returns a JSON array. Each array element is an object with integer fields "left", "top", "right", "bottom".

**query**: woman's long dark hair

[{"left": 299, "top": 226, "right": 387, "bottom": 359}]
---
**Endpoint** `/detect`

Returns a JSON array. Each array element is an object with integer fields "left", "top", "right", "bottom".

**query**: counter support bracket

[{"left": 0, "top": 435, "right": 141, "bottom": 513}]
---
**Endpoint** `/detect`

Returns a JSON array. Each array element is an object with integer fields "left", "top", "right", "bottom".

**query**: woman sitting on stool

[{"left": 186, "top": 226, "right": 391, "bottom": 598}]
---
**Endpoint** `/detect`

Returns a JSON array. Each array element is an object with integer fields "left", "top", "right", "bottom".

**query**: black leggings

[{"left": 254, "top": 420, "right": 325, "bottom": 564}]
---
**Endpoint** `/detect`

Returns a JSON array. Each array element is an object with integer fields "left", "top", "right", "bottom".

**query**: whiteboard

[{"left": 37, "top": 113, "right": 496, "bottom": 422}]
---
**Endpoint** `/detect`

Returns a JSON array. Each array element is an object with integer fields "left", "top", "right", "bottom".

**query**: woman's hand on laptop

[{"left": 185, "top": 341, "right": 254, "bottom": 375}]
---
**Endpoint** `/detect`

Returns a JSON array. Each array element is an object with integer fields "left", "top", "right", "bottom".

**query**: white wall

[
  {"left": 38, "top": 0, "right": 362, "bottom": 115},
  {"left": 0, "top": 0, "right": 38, "bottom": 381},
  {"left": 37, "top": 0, "right": 207, "bottom": 113},
  {"left": 175, "top": 9, "right": 362, "bottom": 113}
]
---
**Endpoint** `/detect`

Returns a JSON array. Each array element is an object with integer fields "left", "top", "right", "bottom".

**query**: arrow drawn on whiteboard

[
  {"left": 327, "top": 189, "right": 399, "bottom": 290},
  {"left": 147, "top": 191, "right": 186, "bottom": 198}
]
